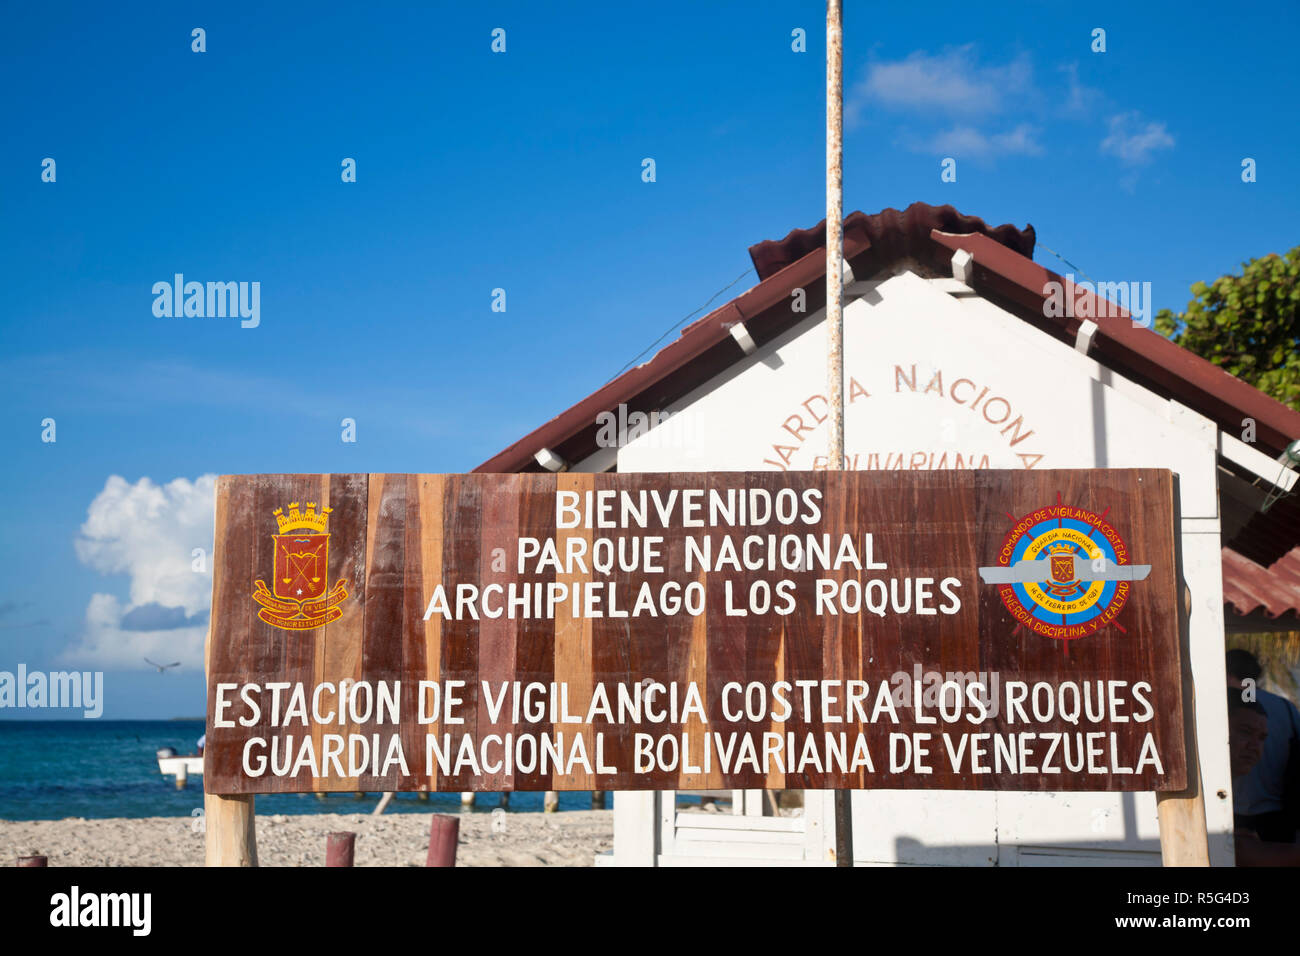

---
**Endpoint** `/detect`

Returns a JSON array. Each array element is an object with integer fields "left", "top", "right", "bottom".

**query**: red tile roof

[
  {"left": 1223, "top": 546, "right": 1300, "bottom": 624},
  {"left": 748, "top": 203, "right": 1035, "bottom": 280},
  {"left": 927, "top": 229, "right": 1299, "bottom": 456}
]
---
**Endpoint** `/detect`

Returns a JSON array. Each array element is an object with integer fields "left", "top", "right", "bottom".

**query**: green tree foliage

[{"left": 1155, "top": 247, "right": 1300, "bottom": 411}]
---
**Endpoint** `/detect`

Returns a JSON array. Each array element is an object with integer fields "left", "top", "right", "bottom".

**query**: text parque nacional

[{"left": 419, "top": 487, "right": 964, "bottom": 621}]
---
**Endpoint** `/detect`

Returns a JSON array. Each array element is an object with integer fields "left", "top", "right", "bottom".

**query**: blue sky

[{"left": 2, "top": 1, "right": 1297, "bottom": 718}]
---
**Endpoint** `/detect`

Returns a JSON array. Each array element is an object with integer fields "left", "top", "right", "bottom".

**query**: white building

[{"left": 477, "top": 203, "right": 1300, "bottom": 866}]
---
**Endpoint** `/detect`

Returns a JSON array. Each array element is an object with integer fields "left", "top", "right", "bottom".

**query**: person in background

[
  {"left": 1228, "top": 689, "right": 1299, "bottom": 865},
  {"left": 1225, "top": 649, "right": 1300, "bottom": 844},
  {"left": 1227, "top": 690, "right": 1269, "bottom": 779}
]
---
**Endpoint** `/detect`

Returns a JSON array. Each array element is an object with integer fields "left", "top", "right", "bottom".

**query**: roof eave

[{"left": 930, "top": 230, "right": 1300, "bottom": 457}]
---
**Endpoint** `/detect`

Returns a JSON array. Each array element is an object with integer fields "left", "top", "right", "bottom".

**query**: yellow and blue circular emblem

[{"left": 994, "top": 503, "right": 1133, "bottom": 641}]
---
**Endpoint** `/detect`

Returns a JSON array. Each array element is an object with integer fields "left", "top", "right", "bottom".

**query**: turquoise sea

[{"left": 0, "top": 720, "right": 598, "bottom": 820}]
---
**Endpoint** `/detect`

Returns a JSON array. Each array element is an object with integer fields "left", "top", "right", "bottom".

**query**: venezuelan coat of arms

[{"left": 252, "top": 502, "right": 349, "bottom": 631}]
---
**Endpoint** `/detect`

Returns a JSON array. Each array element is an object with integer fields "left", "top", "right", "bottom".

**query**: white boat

[{"left": 156, "top": 748, "right": 203, "bottom": 788}]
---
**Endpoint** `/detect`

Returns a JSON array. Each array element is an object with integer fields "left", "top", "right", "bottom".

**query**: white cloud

[
  {"left": 852, "top": 47, "right": 1033, "bottom": 117},
  {"left": 1060, "top": 63, "right": 1102, "bottom": 115},
  {"left": 849, "top": 47, "right": 1162, "bottom": 171},
  {"left": 64, "top": 594, "right": 207, "bottom": 671},
  {"left": 63, "top": 474, "right": 216, "bottom": 669},
  {"left": 1100, "top": 112, "right": 1175, "bottom": 164},
  {"left": 928, "top": 123, "right": 1044, "bottom": 159}
]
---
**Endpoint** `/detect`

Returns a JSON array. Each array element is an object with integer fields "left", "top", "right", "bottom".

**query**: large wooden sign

[{"left": 205, "top": 469, "right": 1185, "bottom": 794}]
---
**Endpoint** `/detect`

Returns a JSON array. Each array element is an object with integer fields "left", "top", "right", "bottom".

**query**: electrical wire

[
  {"left": 604, "top": 267, "right": 755, "bottom": 384},
  {"left": 1037, "top": 243, "right": 1097, "bottom": 285}
]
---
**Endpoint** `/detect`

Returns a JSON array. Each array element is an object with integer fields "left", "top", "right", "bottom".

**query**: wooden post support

[
  {"left": 175, "top": 764, "right": 188, "bottom": 790},
  {"left": 1155, "top": 567, "right": 1210, "bottom": 865},
  {"left": 17, "top": 855, "right": 47, "bottom": 867},
  {"left": 1157, "top": 788, "right": 1209, "bottom": 866},
  {"left": 326, "top": 831, "right": 356, "bottom": 867},
  {"left": 591, "top": 790, "right": 607, "bottom": 810},
  {"left": 205, "top": 620, "right": 258, "bottom": 867},
  {"left": 544, "top": 790, "right": 559, "bottom": 813},
  {"left": 460, "top": 791, "right": 476, "bottom": 808},
  {"left": 427, "top": 815, "right": 459, "bottom": 867},
  {"left": 204, "top": 792, "right": 258, "bottom": 867}
]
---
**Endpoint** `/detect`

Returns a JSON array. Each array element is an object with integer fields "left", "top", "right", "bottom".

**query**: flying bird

[{"left": 145, "top": 658, "right": 182, "bottom": 673}]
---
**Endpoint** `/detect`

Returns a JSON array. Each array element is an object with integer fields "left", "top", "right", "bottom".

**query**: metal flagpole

[{"left": 826, "top": 0, "right": 853, "bottom": 868}]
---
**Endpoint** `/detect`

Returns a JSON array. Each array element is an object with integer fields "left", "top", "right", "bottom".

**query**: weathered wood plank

[{"left": 207, "top": 469, "right": 1186, "bottom": 793}]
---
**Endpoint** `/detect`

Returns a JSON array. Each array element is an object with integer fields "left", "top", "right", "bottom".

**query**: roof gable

[{"left": 477, "top": 201, "right": 1299, "bottom": 474}]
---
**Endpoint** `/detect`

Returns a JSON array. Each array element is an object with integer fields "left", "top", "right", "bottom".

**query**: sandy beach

[{"left": 1, "top": 809, "right": 613, "bottom": 867}]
